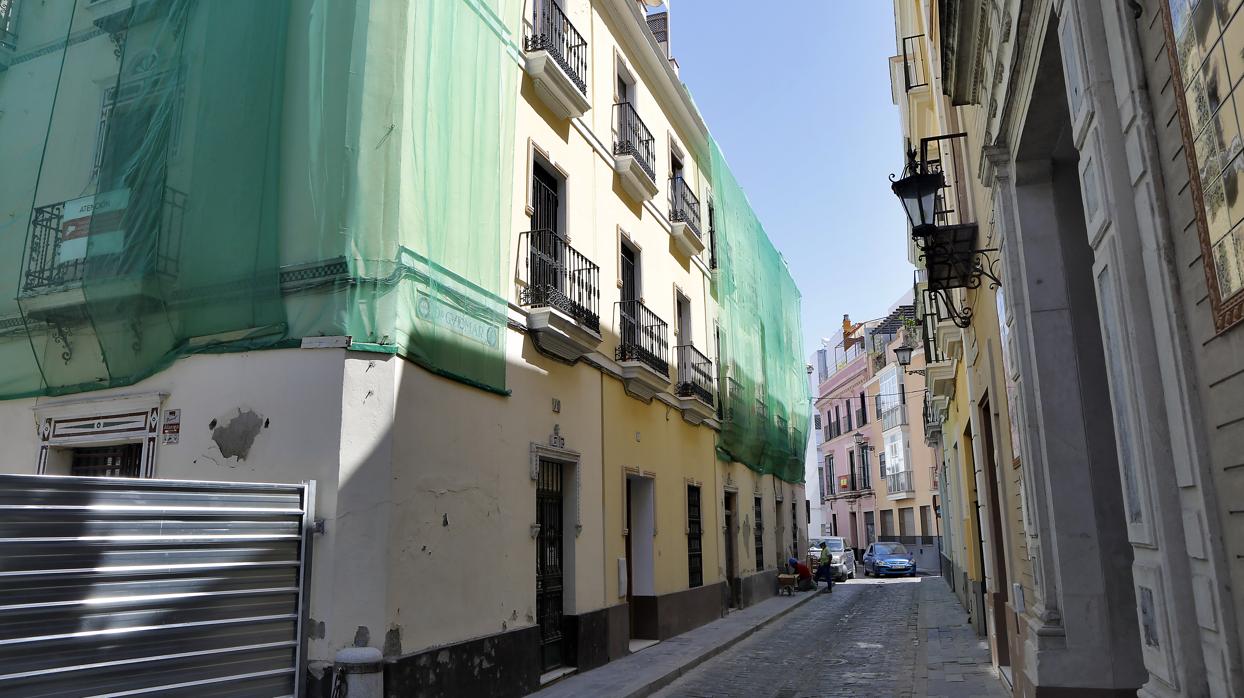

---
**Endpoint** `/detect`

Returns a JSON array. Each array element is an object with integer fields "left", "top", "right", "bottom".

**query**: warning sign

[{"left": 161, "top": 408, "right": 181, "bottom": 445}]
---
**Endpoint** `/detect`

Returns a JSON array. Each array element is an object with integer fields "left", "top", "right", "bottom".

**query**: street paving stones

[
  {"left": 535, "top": 576, "right": 1006, "bottom": 697},
  {"left": 655, "top": 577, "right": 1005, "bottom": 697}
]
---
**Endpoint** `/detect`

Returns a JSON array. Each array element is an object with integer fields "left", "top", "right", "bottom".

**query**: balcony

[
  {"left": 85, "top": 0, "right": 171, "bottom": 36},
  {"left": 876, "top": 395, "right": 908, "bottom": 431},
  {"left": 923, "top": 392, "right": 943, "bottom": 446},
  {"left": 524, "top": 0, "right": 590, "bottom": 120},
  {"left": 668, "top": 176, "right": 704, "bottom": 257},
  {"left": 518, "top": 229, "right": 601, "bottom": 362},
  {"left": 615, "top": 299, "right": 670, "bottom": 400},
  {"left": 0, "top": 0, "right": 17, "bottom": 71},
  {"left": 886, "top": 469, "right": 916, "bottom": 500},
  {"left": 675, "top": 344, "right": 715, "bottom": 423},
  {"left": 20, "top": 187, "right": 185, "bottom": 321},
  {"left": 833, "top": 473, "right": 871, "bottom": 498},
  {"left": 613, "top": 102, "right": 659, "bottom": 202}
]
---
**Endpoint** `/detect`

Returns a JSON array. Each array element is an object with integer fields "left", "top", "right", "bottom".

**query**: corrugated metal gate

[{"left": 0, "top": 474, "right": 314, "bottom": 697}]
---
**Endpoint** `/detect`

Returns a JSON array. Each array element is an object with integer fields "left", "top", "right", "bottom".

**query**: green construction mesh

[
  {"left": 3, "top": 0, "right": 807, "bottom": 480},
  {"left": 3, "top": 0, "right": 519, "bottom": 399},
  {"left": 708, "top": 138, "right": 809, "bottom": 483}
]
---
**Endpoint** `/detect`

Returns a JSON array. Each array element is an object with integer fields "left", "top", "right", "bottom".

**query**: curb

[{"left": 622, "top": 589, "right": 826, "bottom": 698}]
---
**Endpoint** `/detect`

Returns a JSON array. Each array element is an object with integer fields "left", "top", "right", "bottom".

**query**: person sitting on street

[{"left": 788, "top": 556, "right": 815, "bottom": 591}]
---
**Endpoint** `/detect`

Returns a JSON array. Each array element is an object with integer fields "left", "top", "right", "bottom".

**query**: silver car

[{"left": 808, "top": 536, "right": 855, "bottom": 581}]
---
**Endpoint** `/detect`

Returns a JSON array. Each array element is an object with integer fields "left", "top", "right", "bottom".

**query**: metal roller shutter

[{"left": 0, "top": 474, "right": 314, "bottom": 697}]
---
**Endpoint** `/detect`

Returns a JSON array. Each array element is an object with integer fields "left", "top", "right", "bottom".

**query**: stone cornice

[{"left": 941, "top": 0, "right": 991, "bottom": 106}]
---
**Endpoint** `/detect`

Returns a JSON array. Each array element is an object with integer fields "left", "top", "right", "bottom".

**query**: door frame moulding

[
  {"left": 34, "top": 391, "right": 167, "bottom": 477},
  {"left": 531, "top": 441, "right": 582, "bottom": 537}
]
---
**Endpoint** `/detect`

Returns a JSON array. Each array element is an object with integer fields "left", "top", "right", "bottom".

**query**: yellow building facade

[
  {"left": 0, "top": 1, "right": 807, "bottom": 696},
  {"left": 890, "top": 0, "right": 1035, "bottom": 691}
]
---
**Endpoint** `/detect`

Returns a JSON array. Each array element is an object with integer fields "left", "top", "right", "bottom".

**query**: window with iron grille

[
  {"left": 753, "top": 496, "right": 764, "bottom": 569},
  {"left": 859, "top": 390, "right": 868, "bottom": 424},
  {"left": 879, "top": 452, "right": 887, "bottom": 478},
  {"left": 687, "top": 485, "right": 703, "bottom": 587},
  {"left": 845, "top": 398, "right": 853, "bottom": 431},
  {"left": 70, "top": 443, "right": 142, "bottom": 478}
]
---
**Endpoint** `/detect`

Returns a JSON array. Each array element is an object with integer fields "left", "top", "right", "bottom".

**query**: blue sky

[{"left": 672, "top": 2, "right": 912, "bottom": 357}]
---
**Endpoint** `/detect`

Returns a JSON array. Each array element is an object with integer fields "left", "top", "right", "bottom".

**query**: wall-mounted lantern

[{"left": 890, "top": 148, "right": 944, "bottom": 238}]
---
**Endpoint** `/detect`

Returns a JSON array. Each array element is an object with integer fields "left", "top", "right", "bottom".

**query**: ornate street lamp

[
  {"left": 893, "top": 336, "right": 924, "bottom": 376},
  {"left": 890, "top": 148, "right": 944, "bottom": 238},
  {"left": 893, "top": 342, "right": 914, "bottom": 368}
]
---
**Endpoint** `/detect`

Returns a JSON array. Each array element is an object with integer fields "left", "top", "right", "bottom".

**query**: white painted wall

[{"left": 0, "top": 348, "right": 348, "bottom": 663}]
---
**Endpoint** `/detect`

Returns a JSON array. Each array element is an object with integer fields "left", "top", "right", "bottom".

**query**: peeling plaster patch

[
  {"left": 353, "top": 626, "right": 370, "bottom": 647},
  {"left": 306, "top": 618, "right": 326, "bottom": 640},
  {"left": 210, "top": 408, "right": 266, "bottom": 460},
  {"left": 384, "top": 626, "right": 402, "bottom": 656}
]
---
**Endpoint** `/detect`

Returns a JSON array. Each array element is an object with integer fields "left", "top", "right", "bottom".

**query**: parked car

[
  {"left": 808, "top": 536, "right": 855, "bottom": 581},
  {"left": 861, "top": 542, "right": 916, "bottom": 577}
]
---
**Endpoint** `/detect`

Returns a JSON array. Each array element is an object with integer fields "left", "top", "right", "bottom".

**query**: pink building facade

[{"left": 811, "top": 303, "right": 939, "bottom": 561}]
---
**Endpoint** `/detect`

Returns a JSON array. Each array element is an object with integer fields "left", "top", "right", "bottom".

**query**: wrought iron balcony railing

[
  {"left": 900, "top": 34, "right": 929, "bottom": 92},
  {"left": 675, "top": 344, "right": 714, "bottom": 406},
  {"left": 22, "top": 186, "right": 185, "bottom": 296},
  {"left": 886, "top": 469, "right": 915, "bottom": 495},
  {"left": 835, "top": 472, "right": 871, "bottom": 495},
  {"left": 668, "top": 176, "right": 702, "bottom": 239},
  {"left": 616, "top": 299, "right": 668, "bottom": 376},
  {"left": 613, "top": 102, "right": 656, "bottom": 182},
  {"left": 525, "top": 0, "right": 587, "bottom": 95},
  {"left": 0, "top": 0, "right": 17, "bottom": 51},
  {"left": 519, "top": 229, "right": 600, "bottom": 332}
]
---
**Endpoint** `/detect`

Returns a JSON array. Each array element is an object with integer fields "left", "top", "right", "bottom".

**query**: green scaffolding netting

[
  {"left": 708, "top": 138, "right": 810, "bottom": 484},
  {"left": 2, "top": 0, "right": 809, "bottom": 481},
  {"left": 3, "top": 0, "right": 519, "bottom": 399}
]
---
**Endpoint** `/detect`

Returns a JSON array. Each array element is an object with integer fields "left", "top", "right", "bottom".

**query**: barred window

[
  {"left": 687, "top": 485, "right": 703, "bottom": 587},
  {"left": 753, "top": 496, "right": 764, "bottom": 569}
]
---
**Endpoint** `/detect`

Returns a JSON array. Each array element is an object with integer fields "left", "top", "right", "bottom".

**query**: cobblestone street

[{"left": 651, "top": 577, "right": 1005, "bottom": 698}]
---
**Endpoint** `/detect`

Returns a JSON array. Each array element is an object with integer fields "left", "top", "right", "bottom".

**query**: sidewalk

[
  {"left": 914, "top": 577, "right": 1007, "bottom": 697},
  {"left": 531, "top": 588, "right": 822, "bottom": 698}
]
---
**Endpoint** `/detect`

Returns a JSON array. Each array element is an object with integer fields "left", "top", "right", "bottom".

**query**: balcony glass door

[
  {"left": 620, "top": 244, "right": 637, "bottom": 342},
  {"left": 530, "top": 166, "right": 562, "bottom": 305}
]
